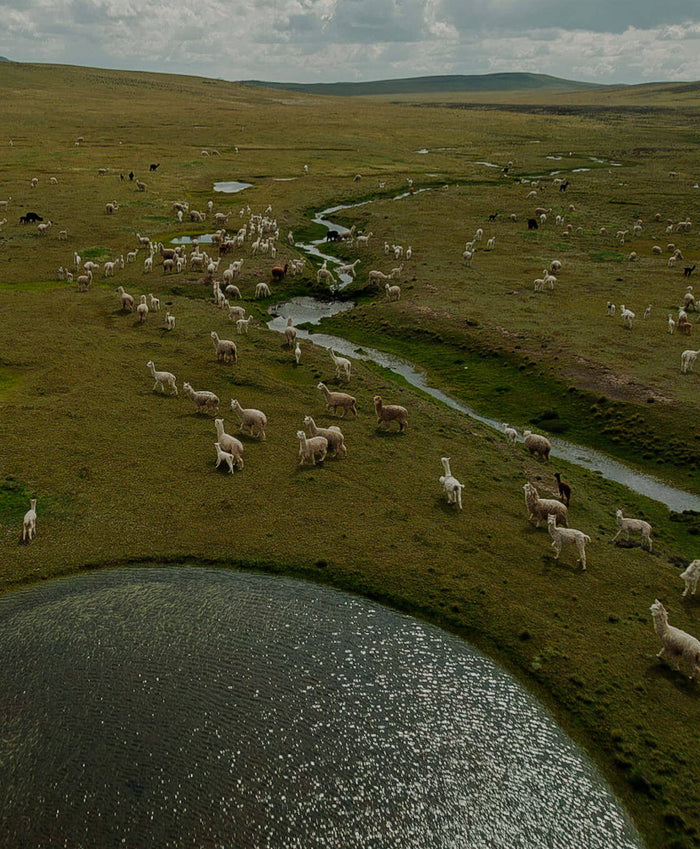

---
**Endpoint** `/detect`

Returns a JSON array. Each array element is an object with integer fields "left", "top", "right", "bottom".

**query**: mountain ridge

[{"left": 239, "top": 72, "right": 608, "bottom": 96}]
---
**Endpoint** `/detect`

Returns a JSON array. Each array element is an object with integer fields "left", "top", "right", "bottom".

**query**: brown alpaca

[{"left": 554, "top": 472, "right": 572, "bottom": 506}]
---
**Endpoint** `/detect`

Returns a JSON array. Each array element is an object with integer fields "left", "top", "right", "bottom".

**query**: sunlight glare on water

[{"left": 0, "top": 568, "right": 644, "bottom": 849}]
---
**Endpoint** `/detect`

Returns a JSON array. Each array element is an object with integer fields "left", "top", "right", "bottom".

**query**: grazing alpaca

[
  {"left": 553, "top": 472, "right": 571, "bottom": 506},
  {"left": 650, "top": 599, "right": 700, "bottom": 681},
  {"left": 523, "top": 430, "right": 551, "bottom": 461}
]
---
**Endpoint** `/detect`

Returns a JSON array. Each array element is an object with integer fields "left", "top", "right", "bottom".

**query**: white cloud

[{"left": 0, "top": 0, "right": 699, "bottom": 83}]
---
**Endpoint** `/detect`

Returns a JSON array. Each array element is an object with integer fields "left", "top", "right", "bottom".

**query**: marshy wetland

[{"left": 0, "top": 63, "right": 699, "bottom": 848}]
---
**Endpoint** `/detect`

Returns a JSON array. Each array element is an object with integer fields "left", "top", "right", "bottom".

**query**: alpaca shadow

[
  {"left": 612, "top": 539, "right": 656, "bottom": 555},
  {"left": 373, "top": 427, "right": 406, "bottom": 438},
  {"left": 644, "top": 660, "right": 700, "bottom": 697},
  {"left": 544, "top": 553, "right": 584, "bottom": 573},
  {"left": 434, "top": 496, "right": 461, "bottom": 515},
  {"left": 295, "top": 460, "right": 326, "bottom": 472}
]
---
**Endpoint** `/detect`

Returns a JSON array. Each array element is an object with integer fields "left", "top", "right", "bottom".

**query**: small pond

[
  {"left": 213, "top": 180, "right": 253, "bottom": 193},
  {"left": 0, "top": 567, "right": 644, "bottom": 849}
]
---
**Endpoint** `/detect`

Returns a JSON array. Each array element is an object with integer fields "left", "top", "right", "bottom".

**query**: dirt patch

[{"left": 568, "top": 356, "right": 675, "bottom": 405}]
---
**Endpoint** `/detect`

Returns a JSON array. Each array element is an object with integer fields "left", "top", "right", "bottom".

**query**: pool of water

[
  {"left": 0, "top": 567, "right": 644, "bottom": 849},
  {"left": 213, "top": 180, "right": 253, "bottom": 193}
]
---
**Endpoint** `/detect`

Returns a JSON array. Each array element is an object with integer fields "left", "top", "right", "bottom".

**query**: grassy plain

[{"left": 0, "top": 62, "right": 699, "bottom": 848}]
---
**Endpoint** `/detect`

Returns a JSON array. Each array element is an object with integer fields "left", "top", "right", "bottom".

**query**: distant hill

[{"left": 240, "top": 73, "right": 607, "bottom": 97}]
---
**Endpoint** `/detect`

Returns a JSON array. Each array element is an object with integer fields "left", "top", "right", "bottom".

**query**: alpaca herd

[{"left": 14, "top": 161, "right": 698, "bottom": 691}]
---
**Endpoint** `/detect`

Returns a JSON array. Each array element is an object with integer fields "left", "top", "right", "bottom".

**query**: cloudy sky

[{"left": 1, "top": 0, "right": 700, "bottom": 85}]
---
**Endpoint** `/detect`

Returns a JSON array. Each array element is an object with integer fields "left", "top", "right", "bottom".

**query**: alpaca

[
  {"left": 22, "top": 498, "right": 37, "bottom": 542},
  {"left": 523, "top": 482, "right": 568, "bottom": 528},
  {"left": 650, "top": 599, "right": 700, "bottom": 681},
  {"left": 374, "top": 395, "right": 408, "bottom": 432},
  {"left": 547, "top": 514, "right": 590, "bottom": 570},
  {"left": 439, "top": 457, "right": 464, "bottom": 510},
  {"left": 553, "top": 472, "right": 571, "bottom": 506},
  {"left": 681, "top": 560, "right": 700, "bottom": 598},
  {"left": 214, "top": 442, "right": 236, "bottom": 474},
  {"left": 612, "top": 510, "right": 652, "bottom": 551}
]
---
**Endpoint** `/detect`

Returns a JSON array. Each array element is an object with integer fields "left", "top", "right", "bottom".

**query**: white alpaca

[
  {"left": 294, "top": 342, "right": 302, "bottom": 365},
  {"left": 164, "top": 311, "right": 176, "bottom": 331},
  {"left": 214, "top": 442, "right": 235, "bottom": 474},
  {"left": 146, "top": 360, "right": 178, "bottom": 395},
  {"left": 612, "top": 509, "right": 653, "bottom": 551},
  {"left": 117, "top": 286, "right": 134, "bottom": 311},
  {"left": 439, "top": 457, "right": 464, "bottom": 510},
  {"left": 22, "top": 498, "right": 37, "bottom": 541},
  {"left": 236, "top": 316, "right": 253, "bottom": 335},
  {"left": 680, "top": 349, "right": 700, "bottom": 374},
  {"left": 211, "top": 331, "right": 238, "bottom": 364},
  {"left": 136, "top": 295, "right": 149, "bottom": 323},
  {"left": 650, "top": 599, "right": 700, "bottom": 681},
  {"left": 182, "top": 382, "right": 219, "bottom": 414},
  {"left": 214, "top": 419, "right": 244, "bottom": 469},
  {"left": 330, "top": 348, "right": 351, "bottom": 380},
  {"left": 547, "top": 514, "right": 590, "bottom": 570},
  {"left": 620, "top": 305, "right": 635, "bottom": 329},
  {"left": 230, "top": 399, "right": 267, "bottom": 439},
  {"left": 284, "top": 318, "right": 297, "bottom": 348},
  {"left": 680, "top": 560, "right": 700, "bottom": 597},
  {"left": 296, "top": 430, "right": 328, "bottom": 465},
  {"left": 303, "top": 415, "right": 347, "bottom": 459},
  {"left": 502, "top": 423, "right": 517, "bottom": 444}
]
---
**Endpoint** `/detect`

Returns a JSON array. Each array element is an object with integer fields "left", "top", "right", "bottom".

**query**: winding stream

[{"left": 275, "top": 190, "right": 700, "bottom": 513}]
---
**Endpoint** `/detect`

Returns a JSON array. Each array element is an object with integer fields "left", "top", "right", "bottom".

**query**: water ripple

[{"left": 0, "top": 568, "right": 644, "bottom": 849}]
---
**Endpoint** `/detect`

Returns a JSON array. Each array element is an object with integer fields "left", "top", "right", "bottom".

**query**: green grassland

[{"left": 1, "top": 62, "right": 699, "bottom": 848}]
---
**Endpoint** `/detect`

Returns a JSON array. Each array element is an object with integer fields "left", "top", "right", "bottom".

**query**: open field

[{"left": 1, "top": 62, "right": 699, "bottom": 848}]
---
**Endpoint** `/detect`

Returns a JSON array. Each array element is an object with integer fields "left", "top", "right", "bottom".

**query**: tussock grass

[{"left": 1, "top": 62, "right": 699, "bottom": 848}]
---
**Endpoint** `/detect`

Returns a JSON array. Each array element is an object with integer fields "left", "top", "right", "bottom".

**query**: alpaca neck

[{"left": 652, "top": 611, "right": 668, "bottom": 638}]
